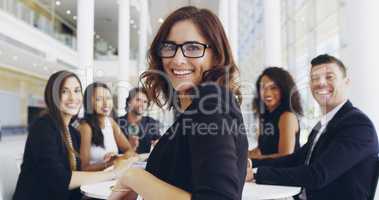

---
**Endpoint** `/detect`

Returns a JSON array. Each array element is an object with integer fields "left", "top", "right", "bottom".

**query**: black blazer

[
  {"left": 253, "top": 101, "right": 379, "bottom": 200},
  {"left": 145, "top": 84, "right": 248, "bottom": 200},
  {"left": 13, "top": 114, "right": 81, "bottom": 200}
]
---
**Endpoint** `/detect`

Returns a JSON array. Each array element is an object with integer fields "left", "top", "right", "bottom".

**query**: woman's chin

[
  {"left": 62, "top": 109, "right": 79, "bottom": 117},
  {"left": 173, "top": 82, "right": 197, "bottom": 93}
]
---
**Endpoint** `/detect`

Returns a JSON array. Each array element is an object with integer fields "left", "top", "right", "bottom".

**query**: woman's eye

[
  {"left": 185, "top": 44, "right": 201, "bottom": 51},
  {"left": 162, "top": 44, "right": 176, "bottom": 51}
]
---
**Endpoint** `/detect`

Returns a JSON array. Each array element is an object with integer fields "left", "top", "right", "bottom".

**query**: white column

[
  {"left": 77, "top": 0, "right": 94, "bottom": 87},
  {"left": 229, "top": 0, "right": 239, "bottom": 64},
  {"left": 263, "top": 0, "right": 282, "bottom": 67},
  {"left": 218, "top": 0, "right": 229, "bottom": 36},
  {"left": 138, "top": 0, "right": 148, "bottom": 72},
  {"left": 340, "top": 0, "right": 379, "bottom": 130},
  {"left": 117, "top": 0, "right": 132, "bottom": 116},
  {"left": 218, "top": 0, "right": 239, "bottom": 63}
]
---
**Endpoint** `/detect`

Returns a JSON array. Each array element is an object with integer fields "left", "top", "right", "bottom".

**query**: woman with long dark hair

[
  {"left": 109, "top": 6, "right": 248, "bottom": 200},
  {"left": 249, "top": 67, "right": 303, "bottom": 160},
  {"left": 79, "top": 82, "right": 135, "bottom": 171},
  {"left": 13, "top": 71, "right": 134, "bottom": 200}
]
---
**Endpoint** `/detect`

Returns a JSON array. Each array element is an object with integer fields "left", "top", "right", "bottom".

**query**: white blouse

[{"left": 89, "top": 117, "right": 118, "bottom": 164}]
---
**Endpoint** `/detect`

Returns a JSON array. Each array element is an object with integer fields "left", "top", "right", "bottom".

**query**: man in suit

[{"left": 249, "top": 54, "right": 379, "bottom": 200}]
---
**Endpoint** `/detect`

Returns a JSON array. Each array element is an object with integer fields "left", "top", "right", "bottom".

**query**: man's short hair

[
  {"left": 125, "top": 87, "right": 150, "bottom": 111},
  {"left": 311, "top": 54, "right": 347, "bottom": 77}
]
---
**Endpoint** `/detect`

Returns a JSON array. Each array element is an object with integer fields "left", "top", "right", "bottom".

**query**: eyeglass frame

[{"left": 157, "top": 41, "right": 211, "bottom": 58}]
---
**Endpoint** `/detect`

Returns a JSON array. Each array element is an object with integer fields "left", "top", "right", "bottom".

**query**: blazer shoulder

[
  {"left": 192, "top": 83, "right": 240, "bottom": 109},
  {"left": 29, "top": 114, "right": 56, "bottom": 132},
  {"left": 340, "top": 106, "right": 374, "bottom": 127}
]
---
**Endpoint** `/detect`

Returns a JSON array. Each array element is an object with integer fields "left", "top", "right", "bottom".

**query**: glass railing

[{"left": 0, "top": 0, "right": 77, "bottom": 49}]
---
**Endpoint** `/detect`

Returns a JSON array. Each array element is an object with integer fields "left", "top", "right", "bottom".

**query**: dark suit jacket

[
  {"left": 253, "top": 101, "right": 379, "bottom": 200},
  {"left": 146, "top": 84, "right": 248, "bottom": 200},
  {"left": 13, "top": 114, "right": 81, "bottom": 200}
]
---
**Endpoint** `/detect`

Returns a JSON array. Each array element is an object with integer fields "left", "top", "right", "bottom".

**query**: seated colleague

[
  {"left": 79, "top": 82, "right": 135, "bottom": 171},
  {"left": 117, "top": 87, "right": 161, "bottom": 154},
  {"left": 249, "top": 54, "right": 379, "bottom": 200},
  {"left": 249, "top": 67, "right": 303, "bottom": 160},
  {"left": 13, "top": 71, "right": 129, "bottom": 200},
  {"left": 108, "top": 6, "right": 248, "bottom": 200}
]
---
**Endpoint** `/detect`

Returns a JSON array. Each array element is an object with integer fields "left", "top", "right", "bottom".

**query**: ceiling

[
  {"left": 0, "top": 0, "right": 220, "bottom": 80},
  {"left": 37, "top": 0, "right": 219, "bottom": 50}
]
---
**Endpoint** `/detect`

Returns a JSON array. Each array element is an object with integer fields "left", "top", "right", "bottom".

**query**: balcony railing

[{"left": 0, "top": 0, "right": 76, "bottom": 49}]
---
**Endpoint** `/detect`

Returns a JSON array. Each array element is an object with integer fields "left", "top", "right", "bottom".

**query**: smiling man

[{"left": 250, "top": 54, "right": 379, "bottom": 200}]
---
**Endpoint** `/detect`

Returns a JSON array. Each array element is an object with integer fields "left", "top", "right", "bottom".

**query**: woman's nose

[{"left": 172, "top": 47, "right": 187, "bottom": 64}]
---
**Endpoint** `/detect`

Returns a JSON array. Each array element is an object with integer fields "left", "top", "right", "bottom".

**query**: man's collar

[{"left": 320, "top": 99, "right": 348, "bottom": 127}]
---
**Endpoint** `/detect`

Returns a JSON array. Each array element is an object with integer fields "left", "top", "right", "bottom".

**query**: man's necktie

[{"left": 305, "top": 122, "right": 322, "bottom": 165}]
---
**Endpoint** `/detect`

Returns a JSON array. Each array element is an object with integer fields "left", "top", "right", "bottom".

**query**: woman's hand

[
  {"left": 113, "top": 156, "right": 140, "bottom": 178},
  {"left": 104, "top": 152, "right": 118, "bottom": 163},
  {"left": 108, "top": 181, "right": 138, "bottom": 200},
  {"left": 109, "top": 156, "right": 140, "bottom": 200},
  {"left": 249, "top": 148, "right": 262, "bottom": 159},
  {"left": 103, "top": 152, "right": 118, "bottom": 169},
  {"left": 245, "top": 158, "right": 254, "bottom": 182},
  {"left": 128, "top": 136, "right": 140, "bottom": 151}
]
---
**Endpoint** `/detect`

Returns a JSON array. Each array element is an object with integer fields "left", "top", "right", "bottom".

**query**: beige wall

[{"left": 0, "top": 66, "right": 46, "bottom": 126}]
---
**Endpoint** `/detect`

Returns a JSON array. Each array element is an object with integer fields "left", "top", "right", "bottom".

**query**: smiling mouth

[
  {"left": 172, "top": 69, "right": 193, "bottom": 77},
  {"left": 102, "top": 108, "right": 110, "bottom": 112},
  {"left": 65, "top": 104, "right": 79, "bottom": 109},
  {"left": 264, "top": 97, "right": 273, "bottom": 101},
  {"left": 315, "top": 89, "right": 331, "bottom": 95}
]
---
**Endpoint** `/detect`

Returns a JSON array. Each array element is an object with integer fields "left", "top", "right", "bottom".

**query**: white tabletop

[
  {"left": 242, "top": 182, "right": 301, "bottom": 199},
  {"left": 81, "top": 181, "right": 301, "bottom": 200}
]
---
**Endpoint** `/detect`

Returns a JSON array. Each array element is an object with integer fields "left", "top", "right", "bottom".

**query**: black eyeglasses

[{"left": 157, "top": 41, "right": 210, "bottom": 58}]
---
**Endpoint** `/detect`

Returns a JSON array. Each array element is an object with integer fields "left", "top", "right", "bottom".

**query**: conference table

[{"left": 81, "top": 180, "right": 301, "bottom": 200}]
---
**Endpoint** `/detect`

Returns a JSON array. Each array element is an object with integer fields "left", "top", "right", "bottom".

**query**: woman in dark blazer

[
  {"left": 108, "top": 6, "right": 248, "bottom": 200},
  {"left": 13, "top": 70, "right": 134, "bottom": 200}
]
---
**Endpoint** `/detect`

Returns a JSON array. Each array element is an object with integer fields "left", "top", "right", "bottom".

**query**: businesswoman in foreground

[
  {"left": 13, "top": 71, "right": 133, "bottom": 200},
  {"left": 109, "top": 6, "right": 248, "bottom": 200}
]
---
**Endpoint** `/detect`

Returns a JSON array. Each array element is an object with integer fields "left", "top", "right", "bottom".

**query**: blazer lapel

[{"left": 308, "top": 101, "right": 354, "bottom": 162}]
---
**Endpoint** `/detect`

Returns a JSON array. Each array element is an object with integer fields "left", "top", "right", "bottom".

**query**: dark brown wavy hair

[
  {"left": 140, "top": 6, "right": 241, "bottom": 109},
  {"left": 44, "top": 70, "right": 82, "bottom": 170},
  {"left": 253, "top": 67, "right": 303, "bottom": 117}
]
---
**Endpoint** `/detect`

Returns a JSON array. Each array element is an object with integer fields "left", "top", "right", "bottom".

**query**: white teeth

[
  {"left": 173, "top": 69, "right": 192, "bottom": 75},
  {"left": 66, "top": 104, "right": 78, "bottom": 108},
  {"left": 316, "top": 90, "right": 329, "bottom": 95}
]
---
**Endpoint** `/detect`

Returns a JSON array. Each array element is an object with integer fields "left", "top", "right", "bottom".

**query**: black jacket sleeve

[
  {"left": 252, "top": 143, "right": 308, "bottom": 168},
  {"left": 188, "top": 114, "right": 241, "bottom": 199},
  {"left": 187, "top": 89, "right": 246, "bottom": 200}
]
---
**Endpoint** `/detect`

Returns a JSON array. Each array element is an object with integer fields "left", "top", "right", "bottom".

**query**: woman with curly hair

[
  {"left": 109, "top": 6, "right": 248, "bottom": 200},
  {"left": 249, "top": 67, "right": 303, "bottom": 160}
]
